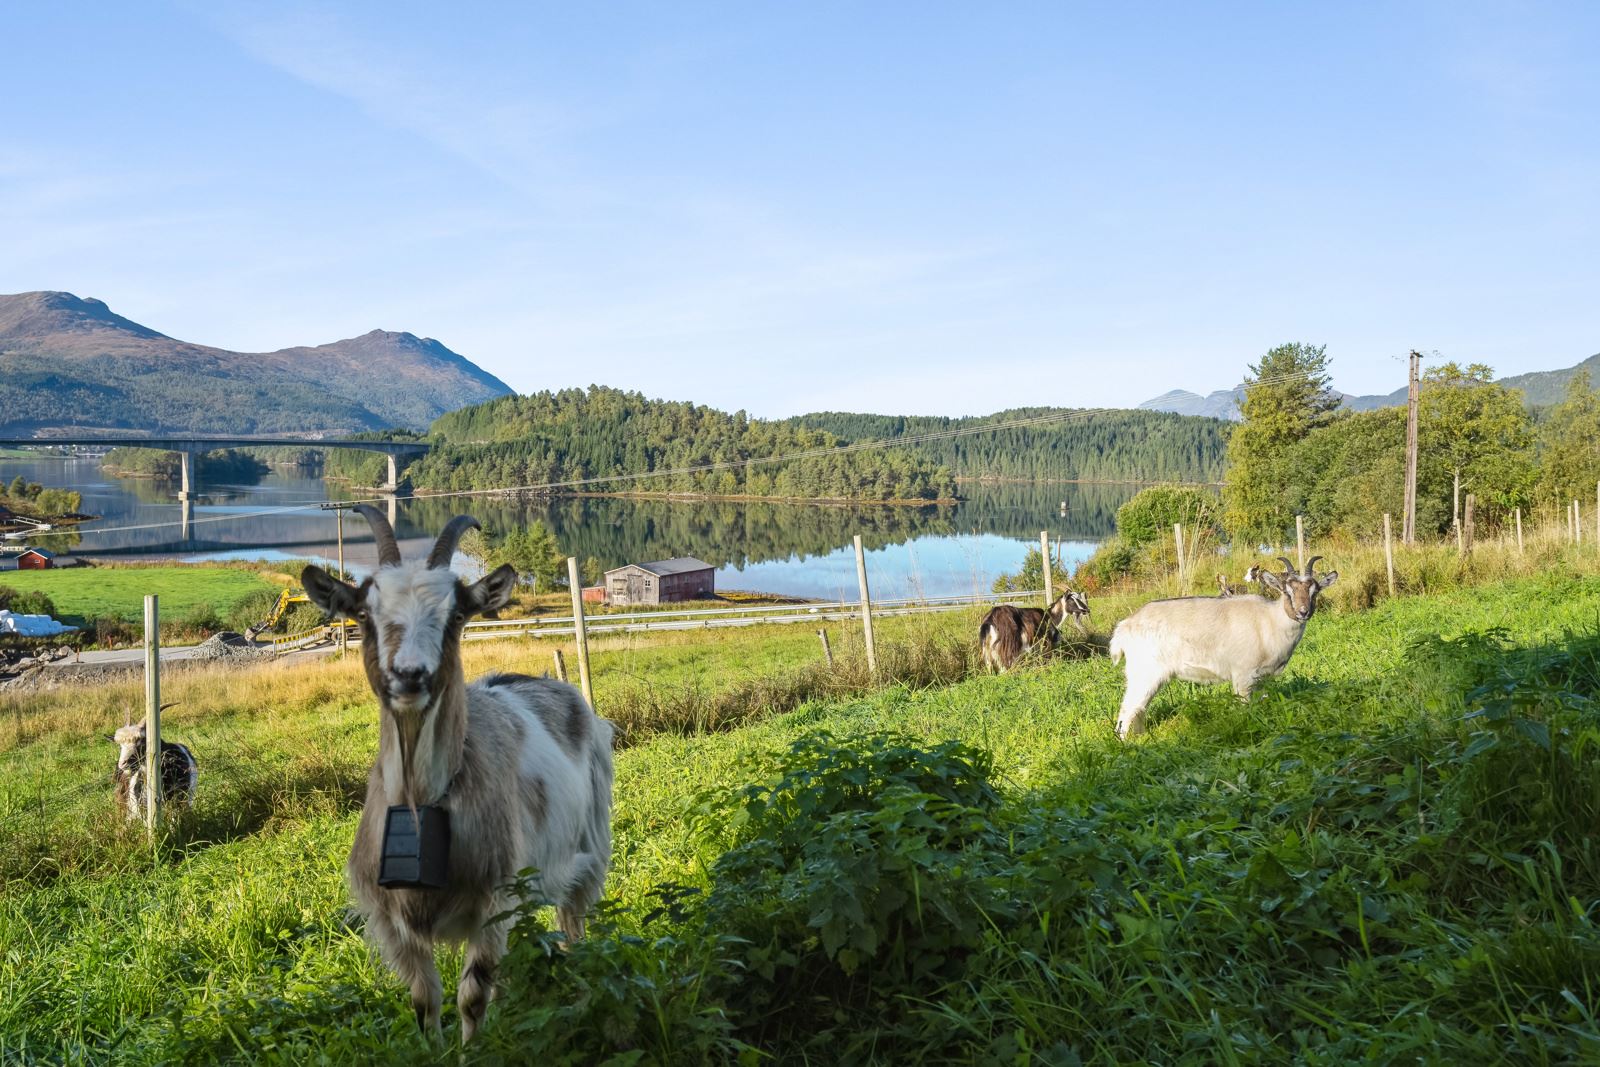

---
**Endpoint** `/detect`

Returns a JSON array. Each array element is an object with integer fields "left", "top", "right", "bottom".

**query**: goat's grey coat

[
  {"left": 303, "top": 507, "right": 614, "bottom": 1043},
  {"left": 1110, "top": 557, "right": 1336, "bottom": 739},
  {"left": 112, "top": 722, "right": 196, "bottom": 819}
]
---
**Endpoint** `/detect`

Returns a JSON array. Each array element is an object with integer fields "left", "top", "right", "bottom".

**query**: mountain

[
  {"left": 0, "top": 291, "right": 514, "bottom": 435},
  {"left": 1141, "top": 350, "right": 1600, "bottom": 418},
  {"left": 1136, "top": 387, "right": 1246, "bottom": 421}
]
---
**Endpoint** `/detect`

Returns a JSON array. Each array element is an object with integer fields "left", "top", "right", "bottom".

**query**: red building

[{"left": 17, "top": 548, "right": 54, "bottom": 570}]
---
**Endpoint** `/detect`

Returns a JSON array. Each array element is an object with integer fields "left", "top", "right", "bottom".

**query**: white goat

[
  {"left": 302, "top": 507, "right": 614, "bottom": 1042},
  {"left": 1109, "top": 556, "right": 1337, "bottom": 739}
]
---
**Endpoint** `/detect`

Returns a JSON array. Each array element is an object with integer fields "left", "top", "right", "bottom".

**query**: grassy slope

[
  {"left": 2, "top": 577, "right": 1599, "bottom": 1062},
  {"left": 0, "top": 566, "right": 277, "bottom": 627}
]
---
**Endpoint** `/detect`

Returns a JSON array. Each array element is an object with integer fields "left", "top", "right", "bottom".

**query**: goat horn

[
  {"left": 1276, "top": 556, "right": 1295, "bottom": 574},
  {"left": 353, "top": 504, "right": 402, "bottom": 568},
  {"left": 1304, "top": 555, "right": 1323, "bottom": 577},
  {"left": 428, "top": 515, "right": 480, "bottom": 570}
]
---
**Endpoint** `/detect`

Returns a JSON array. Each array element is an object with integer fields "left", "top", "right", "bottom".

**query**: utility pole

[{"left": 1402, "top": 349, "right": 1421, "bottom": 544}]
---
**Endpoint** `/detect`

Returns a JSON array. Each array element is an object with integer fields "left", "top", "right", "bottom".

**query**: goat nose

[{"left": 391, "top": 666, "right": 429, "bottom": 693}]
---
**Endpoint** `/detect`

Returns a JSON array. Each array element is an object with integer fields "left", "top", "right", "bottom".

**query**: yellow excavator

[{"left": 247, "top": 588, "right": 357, "bottom": 640}]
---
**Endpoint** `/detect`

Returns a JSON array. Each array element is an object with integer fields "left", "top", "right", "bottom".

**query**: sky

[{"left": 3, "top": 2, "right": 1597, "bottom": 418}]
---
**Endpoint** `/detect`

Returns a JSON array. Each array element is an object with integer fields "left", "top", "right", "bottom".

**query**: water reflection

[{"left": 1, "top": 455, "right": 1141, "bottom": 597}]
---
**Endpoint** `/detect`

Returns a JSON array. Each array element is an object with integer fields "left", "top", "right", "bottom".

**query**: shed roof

[
  {"left": 606, "top": 556, "right": 714, "bottom": 577},
  {"left": 19, "top": 547, "right": 54, "bottom": 559}
]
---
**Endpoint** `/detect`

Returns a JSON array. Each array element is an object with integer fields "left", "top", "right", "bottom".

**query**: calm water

[{"left": 2, "top": 456, "right": 1138, "bottom": 599}]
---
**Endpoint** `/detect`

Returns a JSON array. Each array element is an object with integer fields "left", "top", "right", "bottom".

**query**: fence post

[
  {"left": 817, "top": 628, "right": 834, "bottom": 668},
  {"left": 853, "top": 534, "right": 877, "bottom": 676},
  {"left": 1296, "top": 514, "right": 1306, "bottom": 571},
  {"left": 566, "top": 557, "right": 594, "bottom": 708},
  {"left": 143, "top": 595, "right": 161, "bottom": 832},
  {"left": 1173, "top": 523, "right": 1186, "bottom": 589},
  {"left": 1578, "top": 499, "right": 1585, "bottom": 546},
  {"left": 336, "top": 508, "right": 347, "bottom": 658},
  {"left": 1463, "top": 494, "right": 1475, "bottom": 556},
  {"left": 1383, "top": 513, "right": 1395, "bottom": 598},
  {"left": 1515, "top": 507, "right": 1523, "bottom": 554},
  {"left": 552, "top": 648, "right": 568, "bottom": 683},
  {"left": 1040, "top": 530, "right": 1053, "bottom": 606}
]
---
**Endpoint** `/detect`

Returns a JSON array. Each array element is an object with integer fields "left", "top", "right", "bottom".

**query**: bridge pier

[
  {"left": 178, "top": 450, "right": 198, "bottom": 500},
  {"left": 380, "top": 453, "right": 400, "bottom": 493},
  {"left": 386, "top": 493, "right": 398, "bottom": 529}
]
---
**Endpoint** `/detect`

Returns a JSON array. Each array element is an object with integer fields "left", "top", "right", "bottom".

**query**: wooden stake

[
  {"left": 143, "top": 595, "right": 161, "bottom": 831},
  {"left": 566, "top": 557, "right": 593, "bottom": 708},
  {"left": 1173, "top": 523, "right": 1186, "bottom": 589},
  {"left": 1463, "top": 494, "right": 1475, "bottom": 556},
  {"left": 336, "top": 507, "right": 346, "bottom": 657},
  {"left": 1296, "top": 514, "right": 1306, "bottom": 571},
  {"left": 853, "top": 534, "right": 877, "bottom": 676},
  {"left": 552, "top": 648, "right": 568, "bottom": 683},
  {"left": 1383, "top": 513, "right": 1395, "bottom": 598},
  {"left": 1040, "top": 530, "right": 1053, "bottom": 607},
  {"left": 1515, "top": 507, "right": 1523, "bottom": 555},
  {"left": 817, "top": 628, "right": 834, "bottom": 668},
  {"left": 1578, "top": 499, "right": 1584, "bottom": 545}
]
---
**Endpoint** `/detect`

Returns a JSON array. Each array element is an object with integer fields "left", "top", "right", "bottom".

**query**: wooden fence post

[
  {"left": 143, "top": 595, "right": 161, "bottom": 831},
  {"left": 552, "top": 648, "right": 568, "bottom": 683},
  {"left": 1515, "top": 507, "right": 1523, "bottom": 555},
  {"left": 566, "top": 557, "right": 594, "bottom": 708},
  {"left": 1173, "top": 523, "right": 1186, "bottom": 589},
  {"left": 854, "top": 534, "right": 877, "bottom": 677},
  {"left": 1463, "top": 494, "right": 1475, "bottom": 556},
  {"left": 1578, "top": 499, "right": 1585, "bottom": 546},
  {"left": 1383, "top": 513, "right": 1395, "bottom": 598},
  {"left": 1296, "top": 514, "right": 1306, "bottom": 571},
  {"left": 818, "top": 628, "right": 834, "bottom": 668},
  {"left": 1040, "top": 530, "right": 1053, "bottom": 606}
]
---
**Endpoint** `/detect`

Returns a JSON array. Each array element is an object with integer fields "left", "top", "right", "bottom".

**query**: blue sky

[{"left": 3, "top": 2, "right": 1596, "bottom": 417}]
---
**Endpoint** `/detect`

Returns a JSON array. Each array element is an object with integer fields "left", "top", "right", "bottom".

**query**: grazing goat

[
  {"left": 302, "top": 507, "right": 614, "bottom": 1042},
  {"left": 978, "top": 592, "right": 1090, "bottom": 671},
  {"left": 111, "top": 717, "right": 196, "bottom": 819},
  {"left": 1109, "top": 556, "right": 1336, "bottom": 739}
]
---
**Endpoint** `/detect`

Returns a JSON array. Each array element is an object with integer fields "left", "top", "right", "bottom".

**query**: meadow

[
  {"left": 0, "top": 564, "right": 280, "bottom": 632},
  {"left": 1, "top": 551, "right": 1599, "bottom": 1063}
]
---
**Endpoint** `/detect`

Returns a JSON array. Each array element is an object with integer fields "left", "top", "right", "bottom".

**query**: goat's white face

[
  {"left": 365, "top": 563, "right": 467, "bottom": 713},
  {"left": 112, "top": 723, "right": 144, "bottom": 771}
]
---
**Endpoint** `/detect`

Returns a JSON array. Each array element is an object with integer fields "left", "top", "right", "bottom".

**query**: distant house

[
  {"left": 603, "top": 557, "right": 715, "bottom": 606},
  {"left": 17, "top": 547, "right": 54, "bottom": 570}
]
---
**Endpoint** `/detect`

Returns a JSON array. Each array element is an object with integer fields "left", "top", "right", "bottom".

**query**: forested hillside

[
  {"left": 390, "top": 387, "right": 958, "bottom": 501},
  {"left": 789, "top": 407, "right": 1230, "bottom": 482}
]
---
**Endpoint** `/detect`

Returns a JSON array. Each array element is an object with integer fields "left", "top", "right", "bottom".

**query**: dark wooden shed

[{"left": 603, "top": 557, "right": 715, "bottom": 606}]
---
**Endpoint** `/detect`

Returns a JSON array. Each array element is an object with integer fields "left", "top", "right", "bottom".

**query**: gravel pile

[{"left": 189, "top": 632, "right": 273, "bottom": 662}]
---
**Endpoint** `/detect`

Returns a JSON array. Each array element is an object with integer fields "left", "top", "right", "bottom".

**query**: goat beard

[{"left": 390, "top": 704, "right": 429, "bottom": 813}]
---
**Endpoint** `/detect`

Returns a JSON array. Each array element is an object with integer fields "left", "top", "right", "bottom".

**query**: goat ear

[
  {"left": 463, "top": 564, "right": 517, "bottom": 616},
  {"left": 1316, "top": 570, "right": 1339, "bottom": 589},
  {"left": 1260, "top": 571, "right": 1284, "bottom": 592},
  {"left": 302, "top": 564, "right": 362, "bottom": 620}
]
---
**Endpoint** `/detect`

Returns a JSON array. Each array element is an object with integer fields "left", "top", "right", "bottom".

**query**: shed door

[{"left": 629, "top": 573, "right": 647, "bottom": 603}]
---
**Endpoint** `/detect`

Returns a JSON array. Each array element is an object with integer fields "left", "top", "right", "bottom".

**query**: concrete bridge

[{"left": 0, "top": 436, "right": 430, "bottom": 496}]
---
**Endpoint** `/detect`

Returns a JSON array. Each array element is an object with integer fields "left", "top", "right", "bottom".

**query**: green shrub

[{"left": 0, "top": 585, "right": 57, "bottom": 617}]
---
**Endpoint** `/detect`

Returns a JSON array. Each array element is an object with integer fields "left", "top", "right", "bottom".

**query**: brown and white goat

[
  {"left": 111, "top": 717, "right": 196, "bottom": 819},
  {"left": 302, "top": 507, "right": 614, "bottom": 1042},
  {"left": 1110, "top": 556, "right": 1336, "bottom": 739},
  {"left": 978, "top": 592, "right": 1090, "bottom": 672}
]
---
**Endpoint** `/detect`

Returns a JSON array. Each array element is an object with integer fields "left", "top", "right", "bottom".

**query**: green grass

[
  {"left": 2, "top": 575, "right": 1600, "bottom": 1062},
  {"left": 0, "top": 565, "right": 278, "bottom": 629}
]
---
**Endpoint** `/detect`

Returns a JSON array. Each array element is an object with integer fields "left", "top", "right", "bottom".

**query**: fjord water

[{"left": 1, "top": 455, "right": 1137, "bottom": 599}]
